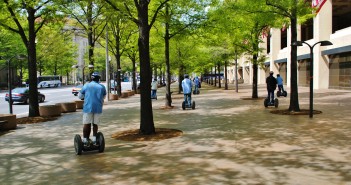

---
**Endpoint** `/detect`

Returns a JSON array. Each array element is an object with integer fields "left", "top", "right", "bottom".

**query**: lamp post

[
  {"left": 72, "top": 64, "right": 94, "bottom": 85},
  {"left": 292, "top": 40, "right": 333, "bottom": 118},
  {"left": 7, "top": 54, "right": 27, "bottom": 114}
]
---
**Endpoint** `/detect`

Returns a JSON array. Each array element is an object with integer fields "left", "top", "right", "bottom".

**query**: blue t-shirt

[
  {"left": 194, "top": 77, "right": 200, "bottom": 86},
  {"left": 80, "top": 81, "right": 106, "bottom": 113},
  {"left": 277, "top": 76, "right": 283, "bottom": 85},
  {"left": 182, "top": 78, "right": 192, "bottom": 94}
]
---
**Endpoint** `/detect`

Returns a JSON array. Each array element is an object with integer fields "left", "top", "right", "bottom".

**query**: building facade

[{"left": 228, "top": 0, "right": 351, "bottom": 90}]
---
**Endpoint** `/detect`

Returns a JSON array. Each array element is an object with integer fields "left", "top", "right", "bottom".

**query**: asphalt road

[
  {"left": 0, "top": 85, "right": 80, "bottom": 117},
  {"left": 0, "top": 82, "right": 133, "bottom": 117}
]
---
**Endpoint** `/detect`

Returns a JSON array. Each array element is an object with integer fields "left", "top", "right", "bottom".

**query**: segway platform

[
  {"left": 277, "top": 90, "right": 287, "bottom": 97},
  {"left": 193, "top": 89, "right": 200, "bottom": 95},
  {"left": 264, "top": 98, "right": 279, "bottom": 108},
  {"left": 151, "top": 95, "right": 157, "bottom": 100},
  {"left": 182, "top": 100, "right": 195, "bottom": 110},
  {"left": 74, "top": 132, "right": 105, "bottom": 155}
]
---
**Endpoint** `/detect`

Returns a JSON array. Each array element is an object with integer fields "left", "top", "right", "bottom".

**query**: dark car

[
  {"left": 72, "top": 84, "right": 83, "bottom": 96},
  {"left": 5, "top": 88, "right": 45, "bottom": 104}
]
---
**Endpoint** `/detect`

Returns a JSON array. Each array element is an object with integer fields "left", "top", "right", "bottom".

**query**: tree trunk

[
  {"left": 178, "top": 64, "right": 184, "bottom": 94},
  {"left": 224, "top": 60, "right": 228, "bottom": 90},
  {"left": 27, "top": 8, "right": 40, "bottom": 117},
  {"left": 218, "top": 63, "right": 221, "bottom": 88},
  {"left": 132, "top": 58, "right": 137, "bottom": 93},
  {"left": 113, "top": 19, "right": 122, "bottom": 97},
  {"left": 252, "top": 62, "right": 258, "bottom": 98},
  {"left": 87, "top": 1, "right": 94, "bottom": 67},
  {"left": 288, "top": 3, "right": 300, "bottom": 112},
  {"left": 116, "top": 53, "right": 122, "bottom": 97},
  {"left": 138, "top": 1, "right": 155, "bottom": 135},
  {"left": 214, "top": 66, "right": 217, "bottom": 87},
  {"left": 164, "top": 4, "right": 172, "bottom": 107}
]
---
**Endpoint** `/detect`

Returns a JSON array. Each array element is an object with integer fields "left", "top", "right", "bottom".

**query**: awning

[
  {"left": 322, "top": 45, "right": 351, "bottom": 55},
  {"left": 264, "top": 61, "right": 270, "bottom": 66},
  {"left": 274, "top": 58, "right": 287, "bottom": 63},
  {"left": 297, "top": 54, "right": 310, "bottom": 60}
]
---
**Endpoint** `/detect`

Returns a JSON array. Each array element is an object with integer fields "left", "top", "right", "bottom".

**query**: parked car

[
  {"left": 5, "top": 88, "right": 45, "bottom": 104},
  {"left": 72, "top": 84, "right": 83, "bottom": 96}
]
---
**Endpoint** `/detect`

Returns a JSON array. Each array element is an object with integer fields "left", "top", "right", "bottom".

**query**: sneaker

[
  {"left": 82, "top": 138, "right": 88, "bottom": 144},
  {"left": 91, "top": 136, "right": 96, "bottom": 145}
]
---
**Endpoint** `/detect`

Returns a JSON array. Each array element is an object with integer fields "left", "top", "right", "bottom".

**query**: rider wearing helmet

[
  {"left": 266, "top": 71, "right": 277, "bottom": 104},
  {"left": 78, "top": 72, "right": 106, "bottom": 145}
]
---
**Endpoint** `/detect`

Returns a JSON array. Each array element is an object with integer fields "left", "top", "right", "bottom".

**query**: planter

[
  {"left": 0, "top": 114, "right": 17, "bottom": 131},
  {"left": 109, "top": 93, "right": 119, "bottom": 100},
  {"left": 75, "top": 100, "right": 84, "bottom": 109},
  {"left": 57, "top": 102, "right": 77, "bottom": 113},
  {"left": 121, "top": 91, "right": 129, "bottom": 98},
  {"left": 39, "top": 105, "right": 62, "bottom": 117},
  {"left": 127, "top": 90, "right": 134, "bottom": 96}
]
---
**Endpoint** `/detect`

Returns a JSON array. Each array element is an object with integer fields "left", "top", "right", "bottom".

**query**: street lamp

[
  {"left": 72, "top": 64, "right": 94, "bottom": 85},
  {"left": 7, "top": 54, "right": 27, "bottom": 114},
  {"left": 292, "top": 40, "right": 333, "bottom": 118}
]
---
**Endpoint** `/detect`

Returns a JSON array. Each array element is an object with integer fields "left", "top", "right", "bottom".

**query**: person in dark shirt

[{"left": 266, "top": 71, "right": 277, "bottom": 103}]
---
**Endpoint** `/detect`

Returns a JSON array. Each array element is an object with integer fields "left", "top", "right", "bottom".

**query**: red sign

[{"left": 312, "top": 0, "right": 327, "bottom": 13}]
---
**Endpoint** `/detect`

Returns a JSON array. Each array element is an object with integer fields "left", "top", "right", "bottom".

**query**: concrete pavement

[{"left": 0, "top": 82, "right": 351, "bottom": 185}]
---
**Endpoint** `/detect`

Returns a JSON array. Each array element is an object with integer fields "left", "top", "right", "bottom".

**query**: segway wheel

[
  {"left": 182, "top": 101, "right": 185, "bottom": 110},
  {"left": 74, "top": 134, "right": 83, "bottom": 155},
  {"left": 277, "top": 91, "right": 281, "bottom": 97},
  {"left": 264, "top": 98, "right": 269, "bottom": 107},
  {"left": 283, "top": 91, "right": 287, "bottom": 97},
  {"left": 96, "top": 132, "right": 105, "bottom": 153},
  {"left": 274, "top": 98, "right": 279, "bottom": 108},
  {"left": 155, "top": 96, "right": 157, "bottom": 100},
  {"left": 191, "top": 101, "right": 195, "bottom": 110}
]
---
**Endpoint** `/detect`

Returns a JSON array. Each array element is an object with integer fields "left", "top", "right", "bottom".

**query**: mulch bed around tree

[
  {"left": 16, "top": 116, "right": 58, "bottom": 124},
  {"left": 111, "top": 128, "right": 183, "bottom": 141},
  {"left": 270, "top": 109, "right": 322, "bottom": 115}
]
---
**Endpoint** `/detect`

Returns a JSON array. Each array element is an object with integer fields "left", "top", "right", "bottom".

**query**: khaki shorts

[{"left": 82, "top": 113, "right": 102, "bottom": 125}]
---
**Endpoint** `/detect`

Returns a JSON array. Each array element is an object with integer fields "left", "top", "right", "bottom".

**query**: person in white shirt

[{"left": 151, "top": 78, "right": 158, "bottom": 99}]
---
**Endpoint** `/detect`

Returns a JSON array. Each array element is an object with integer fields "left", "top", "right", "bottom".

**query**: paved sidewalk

[{"left": 0, "top": 83, "right": 351, "bottom": 185}]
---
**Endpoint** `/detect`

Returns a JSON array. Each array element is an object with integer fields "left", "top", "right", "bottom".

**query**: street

[
  {"left": 0, "top": 86, "right": 80, "bottom": 117},
  {"left": 0, "top": 82, "right": 133, "bottom": 117}
]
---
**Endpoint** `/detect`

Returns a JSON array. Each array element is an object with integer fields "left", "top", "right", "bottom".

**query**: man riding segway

[
  {"left": 264, "top": 71, "right": 279, "bottom": 107},
  {"left": 182, "top": 74, "right": 195, "bottom": 110},
  {"left": 276, "top": 74, "right": 287, "bottom": 97},
  {"left": 74, "top": 72, "right": 106, "bottom": 155}
]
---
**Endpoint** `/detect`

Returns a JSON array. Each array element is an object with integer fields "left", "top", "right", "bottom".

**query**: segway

[
  {"left": 277, "top": 90, "right": 287, "bottom": 97},
  {"left": 264, "top": 98, "right": 279, "bottom": 108},
  {"left": 193, "top": 88, "right": 200, "bottom": 95},
  {"left": 151, "top": 90, "right": 157, "bottom": 100},
  {"left": 151, "top": 94, "right": 157, "bottom": 100},
  {"left": 182, "top": 95, "right": 195, "bottom": 110},
  {"left": 74, "top": 131, "right": 105, "bottom": 155}
]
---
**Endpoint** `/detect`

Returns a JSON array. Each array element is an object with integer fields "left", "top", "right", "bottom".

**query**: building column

[
  {"left": 314, "top": 0, "right": 332, "bottom": 89},
  {"left": 269, "top": 28, "right": 281, "bottom": 80}
]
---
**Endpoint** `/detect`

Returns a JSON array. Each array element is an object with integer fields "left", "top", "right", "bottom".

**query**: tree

[
  {"left": 264, "top": 0, "right": 313, "bottom": 112},
  {"left": 0, "top": 28, "right": 27, "bottom": 86},
  {"left": 63, "top": 0, "right": 107, "bottom": 67},
  {"left": 37, "top": 23, "right": 77, "bottom": 77},
  {"left": 157, "top": 1, "right": 209, "bottom": 107},
  {"left": 104, "top": 14, "right": 137, "bottom": 97},
  {"left": 0, "top": 0, "right": 61, "bottom": 117},
  {"left": 208, "top": 0, "right": 274, "bottom": 98},
  {"left": 104, "top": 0, "right": 169, "bottom": 135}
]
